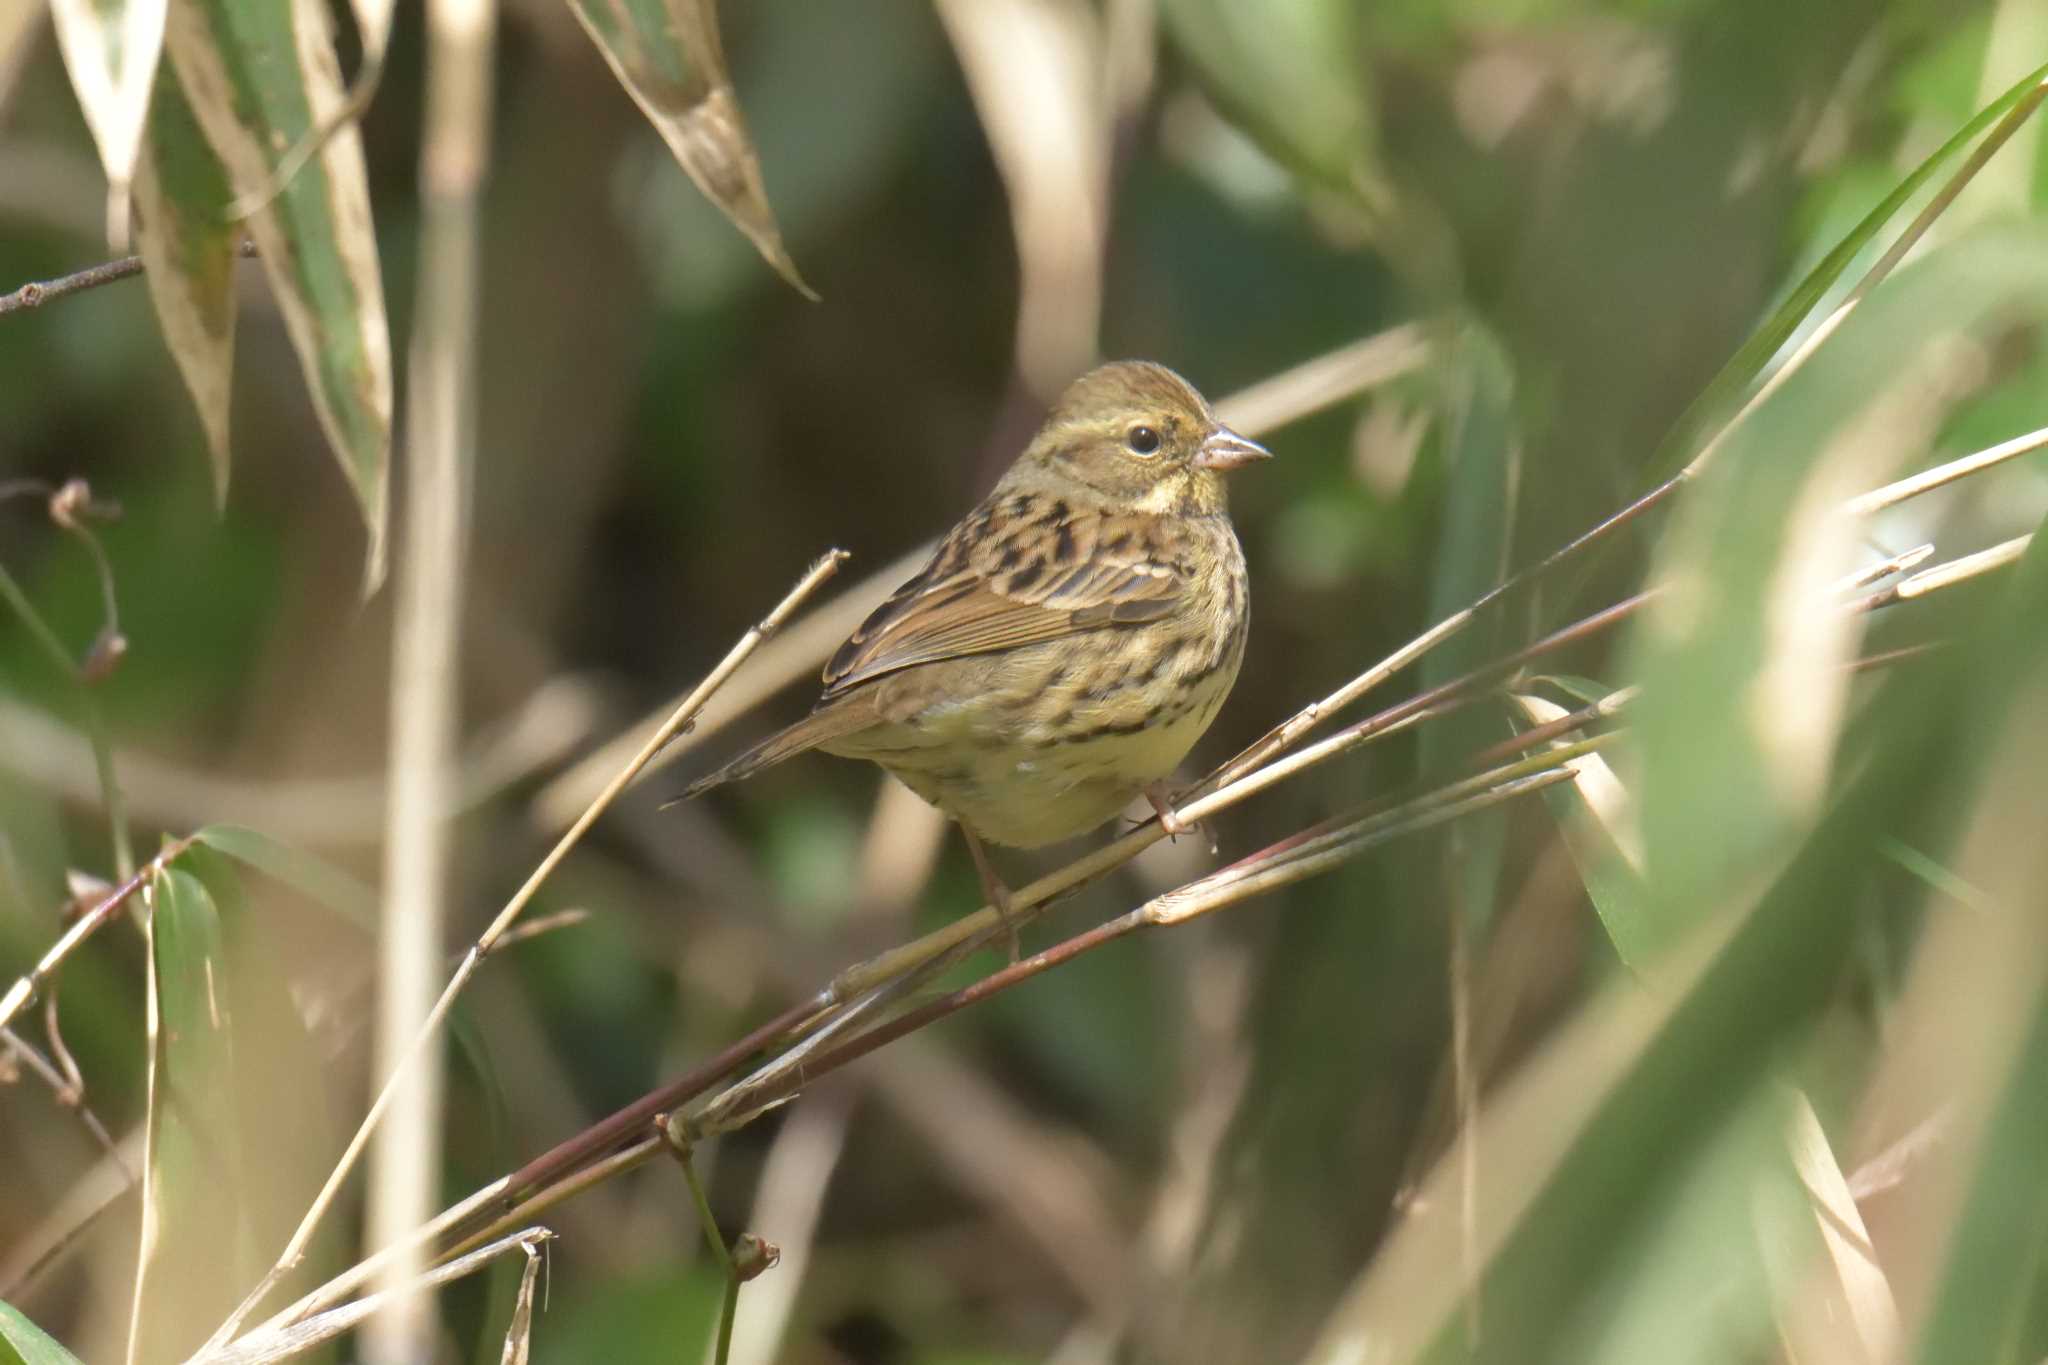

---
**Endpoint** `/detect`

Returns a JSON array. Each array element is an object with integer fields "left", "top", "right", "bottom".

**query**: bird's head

[{"left": 1004, "top": 361, "right": 1270, "bottom": 516}]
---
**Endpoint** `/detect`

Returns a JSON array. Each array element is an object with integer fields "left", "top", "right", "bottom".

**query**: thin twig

[
  {"left": 1849, "top": 422, "right": 2048, "bottom": 517},
  {"left": 252, "top": 495, "right": 2028, "bottom": 1339},
  {"left": 197, "top": 1230, "right": 554, "bottom": 1365},
  {"left": 441, "top": 585, "right": 1661, "bottom": 1246},
  {"left": 0, "top": 241, "right": 257, "bottom": 317},
  {"left": 665, "top": 1133, "right": 741, "bottom": 1365},
  {"left": 690, "top": 759, "right": 1588, "bottom": 1139},
  {"left": 1206, "top": 489, "right": 1678, "bottom": 794},
  {"left": 0, "top": 495, "right": 134, "bottom": 878},
  {"left": 0, "top": 1019, "right": 125, "bottom": 1164},
  {"left": 0, "top": 839, "right": 192, "bottom": 1034},
  {"left": 1846, "top": 533, "right": 2032, "bottom": 614},
  {"left": 200, "top": 551, "right": 848, "bottom": 1356}
]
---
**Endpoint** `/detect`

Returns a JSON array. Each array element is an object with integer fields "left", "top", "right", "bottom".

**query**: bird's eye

[{"left": 1125, "top": 424, "right": 1161, "bottom": 456}]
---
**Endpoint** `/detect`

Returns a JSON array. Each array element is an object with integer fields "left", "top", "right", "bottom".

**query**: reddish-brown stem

[{"left": 499, "top": 994, "right": 824, "bottom": 1202}]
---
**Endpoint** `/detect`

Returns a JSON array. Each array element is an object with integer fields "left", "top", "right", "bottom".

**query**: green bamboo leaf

[
  {"left": 1645, "top": 59, "right": 2048, "bottom": 483},
  {"left": 1630, "top": 226, "right": 2048, "bottom": 951},
  {"left": 131, "top": 864, "right": 250, "bottom": 1364},
  {"left": 1908, "top": 668, "right": 2048, "bottom": 1364},
  {"left": 1912, "top": 987, "right": 2048, "bottom": 1363},
  {"left": 132, "top": 62, "right": 239, "bottom": 505},
  {"left": 1158, "top": 0, "right": 1377, "bottom": 199},
  {"left": 567, "top": 0, "right": 815, "bottom": 299},
  {"left": 47, "top": 0, "right": 166, "bottom": 217},
  {"left": 191, "top": 823, "right": 376, "bottom": 932},
  {"left": 1302, "top": 525, "right": 2048, "bottom": 1365},
  {"left": 0, "top": 1300, "right": 85, "bottom": 1365},
  {"left": 1510, "top": 693, "right": 1650, "bottom": 969},
  {"left": 162, "top": 0, "right": 393, "bottom": 589},
  {"left": 1419, "top": 326, "right": 1518, "bottom": 936}
]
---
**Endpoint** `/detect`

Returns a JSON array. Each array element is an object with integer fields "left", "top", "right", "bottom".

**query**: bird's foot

[{"left": 1144, "top": 782, "right": 1215, "bottom": 853}]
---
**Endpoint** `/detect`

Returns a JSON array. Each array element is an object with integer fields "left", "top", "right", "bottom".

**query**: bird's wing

[{"left": 821, "top": 504, "right": 1185, "bottom": 698}]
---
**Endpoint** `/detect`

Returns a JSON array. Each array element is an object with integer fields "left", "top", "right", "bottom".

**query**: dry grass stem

[
  {"left": 201, "top": 1230, "right": 553, "bottom": 1365},
  {"left": 363, "top": 0, "right": 495, "bottom": 1350},
  {"left": 0, "top": 838, "right": 191, "bottom": 1035},
  {"left": 199, "top": 551, "right": 847, "bottom": 1356},
  {"left": 1849, "top": 422, "right": 2048, "bottom": 517}
]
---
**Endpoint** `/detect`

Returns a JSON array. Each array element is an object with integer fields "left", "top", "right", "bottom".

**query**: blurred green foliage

[{"left": 5, "top": 1, "right": 2048, "bottom": 1363}]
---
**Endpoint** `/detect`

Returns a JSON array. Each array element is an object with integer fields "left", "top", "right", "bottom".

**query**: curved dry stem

[
  {"left": 197, "top": 550, "right": 848, "bottom": 1357},
  {"left": 0, "top": 839, "right": 191, "bottom": 1035}
]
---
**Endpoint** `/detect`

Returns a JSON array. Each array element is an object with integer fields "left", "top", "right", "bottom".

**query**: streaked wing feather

[{"left": 822, "top": 507, "right": 1183, "bottom": 697}]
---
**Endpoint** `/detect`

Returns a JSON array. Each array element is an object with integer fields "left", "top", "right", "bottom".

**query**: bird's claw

[{"left": 1144, "top": 782, "right": 1210, "bottom": 849}]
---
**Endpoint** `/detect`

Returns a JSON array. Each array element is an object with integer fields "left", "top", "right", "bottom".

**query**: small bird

[{"left": 677, "top": 360, "right": 1269, "bottom": 937}]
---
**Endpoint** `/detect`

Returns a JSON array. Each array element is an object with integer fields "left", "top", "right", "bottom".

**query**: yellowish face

[{"left": 1018, "top": 361, "right": 1237, "bottom": 514}]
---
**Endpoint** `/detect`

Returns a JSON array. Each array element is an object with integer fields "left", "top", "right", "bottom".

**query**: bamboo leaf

[
  {"left": 1300, "top": 217, "right": 2048, "bottom": 1365},
  {"left": 131, "top": 864, "right": 250, "bottom": 1364},
  {"left": 1906, "top": 659, "right": 2048, "bottom": 1365},
  {"left": 1645, "top": 60, "right": 2048, "bottom": 482},
  {"left": 566, "top": 0, "right": 814, "bottom": 298},
  {"left": 1509, "top": 693, "right": 1650, "bottom": 968},
  {"left": 132, "top": 61, "right": 239, "bottom": 505},
  {"left": 1630, "top": 226, "right": 2048, "bottom": 949},
  {"left": 0, "top": 1300, "right": 86, "bottom": 1365},
  {"left": 498, "top": 1241, "right": 545, "bottom": 1365},
  {"left": 191, "top": 823, "right": 376, "bottom": 932},
  {"left": 1302, "top": 530, "right": 2048, "bottom": 1365},
  {"left": 47, "top": 0, "right": 166, "bottom": 226},
  {"left": 1910, "top": 989, "right": 2048, "bottom": 1363},
  {"left": 1158, "top": 0, "right": 1375, "bottom": 198},
  {"left": 162, "top": 0, "right": 393, "bottom": 589},
  {"left": 1779, "top": 1088, "right": 1901, "bottom": 1363},
  {"left": 1419, "top": 326, "right": 1518, "bottom": 935}
]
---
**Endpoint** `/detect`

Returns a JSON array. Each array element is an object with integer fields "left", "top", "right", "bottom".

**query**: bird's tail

[{"left": 663, "top": 699, "right": 873, "bottom": 806}]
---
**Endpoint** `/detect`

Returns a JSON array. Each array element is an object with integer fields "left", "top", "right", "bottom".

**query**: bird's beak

[{"left": 1195, "top": 425, "right": 1272, "bottom": 471}]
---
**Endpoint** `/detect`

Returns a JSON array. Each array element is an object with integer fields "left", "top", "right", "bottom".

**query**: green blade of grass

[
  {"left": 0, "top": 1300, "right": 86, "bottom": 1365},
  {"left": 1644, "top": 60, "right": 2048, "bottom": 483},
  {"left": 191, "top": 824, "right": 375, "bottom": 933}
]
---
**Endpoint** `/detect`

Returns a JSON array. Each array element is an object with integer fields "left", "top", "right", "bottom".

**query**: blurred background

[{"left": 3, "top": 0, "right": 2047, "bottom": 1362}]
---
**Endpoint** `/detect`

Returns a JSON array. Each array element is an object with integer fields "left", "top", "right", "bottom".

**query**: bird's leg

[
  {"left": 961, "top": 826, "right": 1022, "bottom": 964},
  {"left": 1144, "top": 782, "right": 1218, "bottom": 855}
]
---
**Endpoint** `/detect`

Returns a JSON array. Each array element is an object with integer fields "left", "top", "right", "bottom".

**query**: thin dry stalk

[
  {"left": 1846, "top": 533, "right": 2032, "bottom": 613},
  {"left": 363, "top": 0, "right": 495, "bottom": 1353},
  {"left": 1849, "top": 423, "right": 2048, "bottom": 516},
  {"left": 256, "top": 524, "right": 2029, "bottom": 1341},
  {"left": 203, "top": 1230, "right": 553, "bottom": 1365},
  {"left": 199, "top": 551, "right": 847, "bottom": 1356},
  {"left": 0, "top": 839, "right": 191, "bottom": 1034},
  {"left": 0, "top": 502, "right": 133, "bottom": 879},
  {"left": 694, "top": 762, "right": 1588, "bottom": 1141}
]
